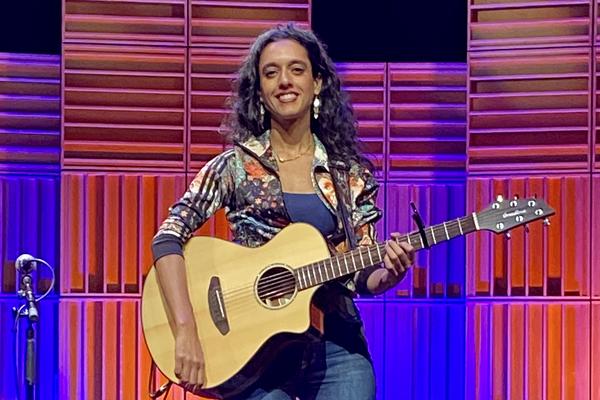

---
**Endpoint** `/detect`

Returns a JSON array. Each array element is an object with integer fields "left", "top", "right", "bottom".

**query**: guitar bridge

[{"left": 208, "top": 277, "right": 230, "bottom": 335}]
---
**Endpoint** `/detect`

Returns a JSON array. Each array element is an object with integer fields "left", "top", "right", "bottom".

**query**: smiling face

[{"left": 258, "top": 39, "right": 322, "bottom": 128}]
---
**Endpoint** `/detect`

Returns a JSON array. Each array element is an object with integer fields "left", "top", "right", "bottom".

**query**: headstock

[{"left": 476, "top": 195, "right": 555, "bottom": 234}]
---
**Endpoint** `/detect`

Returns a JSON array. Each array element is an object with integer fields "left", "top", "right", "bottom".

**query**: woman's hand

[
  {"left": 365, "top": 232, "right": 415, "bottom": 294},
  {"left": 174, "top": 322, "right": 206, "bottom": 393}
]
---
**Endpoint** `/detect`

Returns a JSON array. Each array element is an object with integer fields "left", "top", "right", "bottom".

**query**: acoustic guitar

[{"left": 141, "top": 196, "right": 554, "bottom": 398}]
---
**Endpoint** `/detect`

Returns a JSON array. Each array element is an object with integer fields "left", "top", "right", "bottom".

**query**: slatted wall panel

[
  {"left": 595, "top": 47, "right": 600, "bottom": 170},
  {"left": 385, "top": 182, "right": 466, "bottom": 299},
  {"left": 467, "top": 175, "right": 590, "bottom": 297},
  {"left": 60, "top": 173, "right": 188, "bottom": 295},
  {"left": 388, "top": 63, "right": 467, "bottom": 179},
  {"left": 355, "top": 301, "right": 385, "bottom": 400},
  {"left": 593, "top": 302, "right": 600, "bottom": 400},
  {"left": 593, "top": 175, "right": 600, "bottom": 298},
  {"left": 0, "top": 53, "right": 60, "bottom": 172},
  {"left": 62, "top": 44, "right": 186, "bottom": 171},
  {"left": 469, "top": 0, "right": 593, "bottom": 51},
  {"left": 190, "top": 0, "right": 310, "bottom": 49},
  {"left": 336, "top": 63, "right": 386, "bottom": 172},
  {"left": 0, "top": 175, "right": 60, "bottom": 294},
  {"left": 384, "top": 302, "right": 466, "bottom": 400},
  {"left": 63, "top": 0, "right": 187, "bottom": 46},
  {"left": 466, "top": 302, "right": 591, "bottom": 400},
  {"left": 468, "top": 48, "right": 591, "bottom": 173},
  {"left": 0, "top": 298, "right": 59, "bottom": 399},
  {"left": 188, "top": 48, "right": 243, "bottom": 170}
]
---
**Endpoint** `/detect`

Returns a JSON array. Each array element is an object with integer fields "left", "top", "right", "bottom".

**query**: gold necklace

[{"left": 273, "top": 143, "right": 314, "bottom": 163}]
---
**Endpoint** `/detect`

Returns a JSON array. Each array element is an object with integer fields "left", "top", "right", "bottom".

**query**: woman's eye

[
  {"left": 292, "top": 67, "right": 304, "bottom": 74},
  {"left": 265, "top": 70, "right": 277, "bottom": 78}
]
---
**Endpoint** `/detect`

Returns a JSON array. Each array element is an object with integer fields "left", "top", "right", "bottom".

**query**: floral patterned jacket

[{"left": 152, "top": 130, "right": 382, "bottom": 295}]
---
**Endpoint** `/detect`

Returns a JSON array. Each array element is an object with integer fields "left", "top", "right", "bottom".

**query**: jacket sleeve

[
  {"left": 349, "top": 165, "right": 384, "bottom": 295},
  {"left": 151, "top": 151, "right": 234, "bottom": 263}
]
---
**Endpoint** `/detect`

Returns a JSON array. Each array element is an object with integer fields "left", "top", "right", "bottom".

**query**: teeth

[{"left": 279, "top": 93, "right": 297, "bottom": 102}]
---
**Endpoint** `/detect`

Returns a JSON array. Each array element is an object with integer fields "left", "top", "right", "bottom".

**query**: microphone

[
  {"left": 15, "top": 254, "right": 39, "bottom": 322},
  {"left": 15, "top": 253, "right": 37, "bottom": 274}
]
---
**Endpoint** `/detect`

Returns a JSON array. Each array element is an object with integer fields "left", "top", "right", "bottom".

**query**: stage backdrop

[{"left": 0, "top": 0, "right": 599, "bottom": 399}]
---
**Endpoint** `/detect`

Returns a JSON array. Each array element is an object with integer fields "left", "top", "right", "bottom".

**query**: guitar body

[{"left": 141, "top": 223, "right": 331, "bottom": 399}]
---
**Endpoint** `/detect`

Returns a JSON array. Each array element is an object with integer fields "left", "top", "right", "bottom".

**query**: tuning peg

[
  {"left": 513, "top": 194, "right": 519, "bottom": 200},
  {"left": 543, "top": 218, "right": 551, "bottom": 226},
  {"left": 496, "top": 195, "right": 504, "bottom": 202},
  {"left": 505, "top": 232, "right": 511, "bottom": 239}
]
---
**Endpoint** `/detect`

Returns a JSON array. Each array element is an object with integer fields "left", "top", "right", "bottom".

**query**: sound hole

[{"left": 256, "top": 266, "right": 297, "bottom": 309}]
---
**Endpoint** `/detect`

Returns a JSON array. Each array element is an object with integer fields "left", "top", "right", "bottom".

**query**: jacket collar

[{"left": 236, "top": 130, "right": 331, "bottom": 173}]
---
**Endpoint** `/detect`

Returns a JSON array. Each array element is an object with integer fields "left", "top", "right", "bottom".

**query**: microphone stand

[{"left": 16, "top": 273, "right": 39, "bottom": 400}]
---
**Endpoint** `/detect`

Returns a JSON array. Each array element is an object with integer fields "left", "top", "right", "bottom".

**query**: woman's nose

[{"left": 278, "top": 70, "right": 291, "bottom": 87}]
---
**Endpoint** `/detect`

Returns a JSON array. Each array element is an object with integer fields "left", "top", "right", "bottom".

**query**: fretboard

[{"left": 293, "top": 213, "right": 479, "bottom": 290}]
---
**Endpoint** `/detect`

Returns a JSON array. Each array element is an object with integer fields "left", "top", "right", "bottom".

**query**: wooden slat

[
  {"left": 190, "top": 0, "right": 309, "bottom": 48},
  {"left": 469, "top": 0, "right": 592, "bottom": 50},
  {"left": 593, "top": 175, "right": 600, "bottom": 298},
  {"left": 0, "top": 53, "right": 60, "bottom": 172},
  {"left": 466, "top": 302, "right": 591, "bottom": 400},
  {"left": 188, "top": 48, "right": 243, "bottom": 171},
  {"left": 64, "top": 0, "right": 186, "bottom": 46},
  {"left": 337, "top": 63, "right": 386, "bottom": 173},
  {"left": 388, "top": 63, "right": 467, "bottom": 179},
  {"left": 386, "top": 181, "right": 466, "bottom": 299},
  {"left": 63, "top": 44, "right": 186, "bottom": 170},
  {"left": 468, "top": 47, "right": 591, "bottom": 172},
  {"left": 467, "top": 175, "right": 590, "bottom": 297}
]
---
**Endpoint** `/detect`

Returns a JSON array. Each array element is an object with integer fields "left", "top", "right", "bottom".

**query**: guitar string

[
  {"left": 220, "top": 221, "right": 467, "bottom": 301},
  {"left": 219, "top": 211, "right": 533, "bottom": 305}
]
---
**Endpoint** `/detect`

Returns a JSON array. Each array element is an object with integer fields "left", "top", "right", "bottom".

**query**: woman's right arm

[{"left": 155, "top": 254, "right": 205, "bottom": 391}]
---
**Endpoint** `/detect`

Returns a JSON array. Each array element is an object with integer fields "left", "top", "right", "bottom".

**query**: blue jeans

[{"left": 237, "top": 337, "right": 376, "bottom": 400}]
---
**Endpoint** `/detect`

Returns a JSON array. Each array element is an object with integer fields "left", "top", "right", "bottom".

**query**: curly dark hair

[{"left": 224, "top": 23, "right": 371, "bottom": 167}]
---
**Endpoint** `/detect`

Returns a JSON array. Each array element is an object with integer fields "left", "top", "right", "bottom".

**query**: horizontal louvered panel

[
  {"left": 388, "top": 63, "right": 467, "bottom": 178},
  {"left": 60, "top": 172, "right": 229, "bottom": 294},
  {"left": 386, "top": 181, "right": 466, "bottom": 299},
  {"left": 468, "top": 48, "right": 591, "bottom": 172},
  {"left": 64, "top": 0, "right": 186, "bottom": 45},
  {"left": 0, "top": 298, "right": 59, "bottom": 399},
  {"left": 0, "top": 174, "right": 59, "bottom": 294},
  {"left": 469, "top": 0, "right": 592, "bottom": 50},
  {"left": 467, "top": 175, "right": 590, "bottom": 297},
  {"left": 384, "top": 302, "right": 465, "bottom": 400},
  {"left": 593, "top": 175, "right": 600, "bottom": 298},
  {"left": 188, "top": 48, "right": 244, "bottom": 170},
  {"left": 337, "top": 63, "right": 386, "bottom": 172},
  {"left": 190, "top": 0, "right": 309, "bottom": 48},
  {"left": 595, "top": 47, "right": 600, "bottom": 170},
  {"left": 0, "top": 53, "right": 60, "bottom": 171},
  {"left": 63, "top": 44, "right": 186, "bottom": 170},
  {"left": 466, "top": 302, "right": 591, "bottom": 400}
]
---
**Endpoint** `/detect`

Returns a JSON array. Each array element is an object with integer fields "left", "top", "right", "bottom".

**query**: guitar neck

[{"left": 294, "top": 213, "right": 480, "bottom": 290}]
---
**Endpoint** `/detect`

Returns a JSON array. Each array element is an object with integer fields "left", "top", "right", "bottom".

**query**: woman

[{"left": 151, "top": 24, "right": 415, "bottom": 400}]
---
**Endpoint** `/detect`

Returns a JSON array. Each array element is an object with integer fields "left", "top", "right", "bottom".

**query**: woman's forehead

[{"left": 259, "top": 39, "right": 311, "bottom": 67}]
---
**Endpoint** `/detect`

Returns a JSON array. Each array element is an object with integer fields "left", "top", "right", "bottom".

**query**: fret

[
  {"left": 443, "top": 221, "right": 450, "bottom": 240},
  {"left": 324, "top": 261, "right": 330, "bottom": 280},
  {"left": 311, "top": 265, "right": 317, "bottom": 284},
  {"left": 376, "top": 244, "right": 383, "bottom": 262},
  {"left": 343, "top": 254, "right": 350, "bottom": 274},
  {"left": 349, "top": 252, "right": 357, "bottom": 272},
  {"left": 407, "top": 234, "right": 411, "bottom": 246},
  {"left": 457, "top": 218, "right": 463, "bottom": 235},
  {"left": 317, "top": 262, "right": 323, "bottom": 283},
  {"left": 418, "top": 233, "right": 424, "bottom": 248},
  {"left": 367, "top": 246, "right": 374, "bottom": 266},
  {"left": 430, "top": 226, "right": 437, "bottom": 245},
  {"left": 472, "top": 212, "right": 480, "bottom": 230},
  {"left": 358, "top": 249, "right": 365, "bottom": 268},
  {"left": 300, "top": 268, "right": 307, "bottom": 288},
  {"left": 336, "top": 256, "right": 343, "bottom": 276}
]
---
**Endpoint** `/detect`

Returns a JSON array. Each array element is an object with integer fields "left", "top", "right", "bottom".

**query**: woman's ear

[{"left": 314, "top": 74, "right": 323, "bottom": 95}]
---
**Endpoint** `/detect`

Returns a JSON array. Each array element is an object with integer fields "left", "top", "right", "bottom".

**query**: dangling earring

[
  {"left": 259, "top": 102, "right": 265, "bottom": 127},
  {"left": 312, "top": 95, "right": 321, "bottom": 120}
]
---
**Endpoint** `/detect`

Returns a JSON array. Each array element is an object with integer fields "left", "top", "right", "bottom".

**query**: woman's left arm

[{"left": 351, "top": 167, "right": 415, "bottom": 295}]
